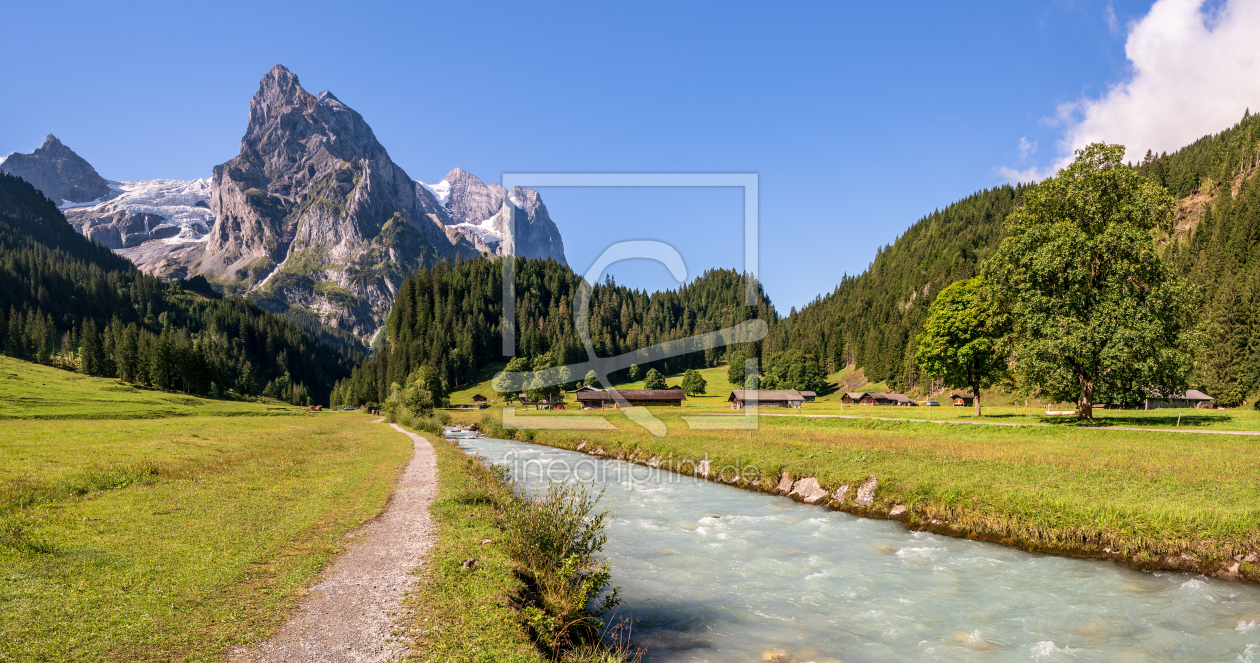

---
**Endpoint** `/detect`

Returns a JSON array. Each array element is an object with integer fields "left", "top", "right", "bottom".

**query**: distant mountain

[
  {"left": 1, "top": 65, "right": 568, "bottom": 340},
  {"left": 417, "top": 167, "right": 566, "bottom": 260},
  {"left": 0, "top": 134, "right": 111, "bottom": 206}
]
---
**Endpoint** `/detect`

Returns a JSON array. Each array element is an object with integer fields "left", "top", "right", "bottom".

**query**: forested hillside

[
  {"left": 334, "top": 258, "right": 778, "bottom": 405},
  {"left": 1143, "top": 111, "right": 1260, "bottom": 405},
  {"left": 0, "top": 173, "right": 354, "bottom": 404},
  {"left": 764, "top": 185, "right": 1027, "bottom": 392}
]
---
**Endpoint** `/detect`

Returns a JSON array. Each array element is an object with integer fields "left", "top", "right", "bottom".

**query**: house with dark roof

[
  {"left": 949, "top": 392, "right": 974, "bottom": 407},
  {"left": 727, "top": 390, "right": 806, "bottom": 408},
  {"left": 842, "top": 391, "right": 916, "bottom": 406},
  {"left": 1144, "top": 389, "right": 1214, "bottom": 409},
  {"left": 575, "top": 388, "right": 686, "bottom": 409},
  {"left": 798, "top": 390, "right": 817, "bottom": 402}
]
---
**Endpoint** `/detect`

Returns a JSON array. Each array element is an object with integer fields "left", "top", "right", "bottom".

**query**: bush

[{"left": 472, "top": 460, "right": 621, "bottom": 657}]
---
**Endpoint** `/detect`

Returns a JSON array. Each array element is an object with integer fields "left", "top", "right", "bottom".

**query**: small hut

[
  {"left": 1144, "top": 389, "right": 1214, "bottom": 409},
  {"left": 950, "top": 392, "right": 974, "bottom": 407},
  {"left": 472, "top": 394, "right": 487, "bottom": 403},
  {"left": 727, "top": 390, "right": 806, "bottom": 409}
]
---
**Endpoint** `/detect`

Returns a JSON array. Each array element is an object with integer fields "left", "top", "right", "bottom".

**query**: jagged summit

[{"left": 0, "top": 134, "right": 111, "bottom": 205}]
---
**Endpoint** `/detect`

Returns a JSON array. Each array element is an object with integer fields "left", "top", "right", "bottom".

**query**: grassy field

[
  {"left": 0, "top": 359, "right": 413, "bottom": 662},
  {"left": 458, "top": 407, "right": 1260, "bottom": 580},
  {"left": 0, "top": 355, "right": 290, "bottom": 420}
]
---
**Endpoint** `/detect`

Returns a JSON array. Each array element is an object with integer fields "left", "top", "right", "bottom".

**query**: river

[{"left": 449, "top": 432, "right": 1260, "bottom": 662}]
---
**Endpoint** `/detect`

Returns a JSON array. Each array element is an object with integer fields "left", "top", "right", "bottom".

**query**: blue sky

[{"left": 5, "top": 0, "right": 1252, "bottom": 312}]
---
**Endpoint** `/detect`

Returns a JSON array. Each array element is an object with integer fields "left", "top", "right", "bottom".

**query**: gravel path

[{"left": 230, "top": 422, "right": 437, "bottom": 663}]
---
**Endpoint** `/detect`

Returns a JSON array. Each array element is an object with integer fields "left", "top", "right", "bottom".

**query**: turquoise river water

[{"left": 449, "top": 432, "right": 1260, "bottom": 662}]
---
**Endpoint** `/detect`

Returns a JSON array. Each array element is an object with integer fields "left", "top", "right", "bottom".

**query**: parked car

[
  {"left": 924, "top": 400, "right": 940, "bottom": 407},
  {"left": 343, "top": 406, "right": 356, "bottom": 411}
]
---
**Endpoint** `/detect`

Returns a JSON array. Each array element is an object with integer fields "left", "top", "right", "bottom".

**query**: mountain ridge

[{"left": 0, "top": 65, "right": 568, "bottom": 341}]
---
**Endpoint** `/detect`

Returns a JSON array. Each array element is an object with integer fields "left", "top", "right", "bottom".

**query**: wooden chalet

[
  {"left": 727, "top": 390, "right": 806, "bottom": 409},
  {"left": 1144, "top": 389, "right": 1214, "bottom": 409},
  {"left": 950, "top": 392, "right": 974, "bottom": 407},
  {"left": 798, "top": 391, "right": 817, "bottom": 402},
  {"left": 575, "top": 388, "right": 686, "bottom": 409},
  {"left": 843, "top": 391, "right": 915, "bottom": 406},
  {"left": 471, "top": 393, "right": 487, "bottom": 403}
]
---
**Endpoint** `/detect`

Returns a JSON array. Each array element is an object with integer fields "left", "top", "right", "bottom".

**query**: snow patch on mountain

[
  {"left": 419, "top": 179, "right": 451, "bottom": 207},
  {"left": 102, "top": 178, "right": 214, "bottom": 240}
]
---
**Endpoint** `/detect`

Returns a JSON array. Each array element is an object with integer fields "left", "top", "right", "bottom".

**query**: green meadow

[{"left": 0, "top": 358, "right": 412, "bottom": 662}]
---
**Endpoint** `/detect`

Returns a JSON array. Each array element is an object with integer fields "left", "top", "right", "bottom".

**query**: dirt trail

[{"left": 230, "top": 422, "right": 437, "bottom": 663}]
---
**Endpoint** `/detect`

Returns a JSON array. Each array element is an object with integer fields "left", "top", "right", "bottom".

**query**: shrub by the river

[{"left": 477, "top": 462, "right": 622, "bottom": 656}]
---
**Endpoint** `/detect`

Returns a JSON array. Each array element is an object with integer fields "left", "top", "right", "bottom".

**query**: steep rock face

[
  {"left": 202, "top": 65, "right": 478, "bottom": 338},
  {"left": 0, "top": 135, "right": 112, "bottom": 205},
  {"left": 417, "top": 167, "right": 567, "bottom": 262}
]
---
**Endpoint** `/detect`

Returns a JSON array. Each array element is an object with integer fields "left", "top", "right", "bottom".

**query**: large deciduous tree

[
  {"left": 984, "top": 143, "right": 1203, "bottom": 421},
  {"left": 914, "top": 275, "right": 1007, "bottom": 417}
]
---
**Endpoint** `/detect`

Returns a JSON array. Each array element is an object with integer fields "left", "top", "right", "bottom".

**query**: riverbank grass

[
  {"left": 1, "top": 359, "right": 413, "bottom": 661},
  {"left": 405, "top": 428, "right": 636, "bottom": 662}
]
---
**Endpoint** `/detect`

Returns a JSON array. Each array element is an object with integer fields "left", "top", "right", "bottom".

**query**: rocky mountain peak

[
  {"left": 442, "top": 167, "right": 506, "bottom": 225},
  {"left": 202, "top": 64, "right": 472, "bottom": 338},
  {"left": 0, "top": 134, "right": 112, "bottom": 205}
]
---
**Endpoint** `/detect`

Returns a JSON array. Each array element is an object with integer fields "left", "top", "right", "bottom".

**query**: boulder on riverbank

[
  {"left": 856, "top": 476, "right": 879, "bottom": 506},
  {"left": 788, "top": 477, "right": 829, "bottom": 504},
  {"left": 773, "top": 471, "right": 794, "bottom": 496}
]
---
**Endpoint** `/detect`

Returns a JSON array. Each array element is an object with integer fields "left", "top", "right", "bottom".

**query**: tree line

[{"left": 331, "top": 257, "right": 789, "bottom": 406}]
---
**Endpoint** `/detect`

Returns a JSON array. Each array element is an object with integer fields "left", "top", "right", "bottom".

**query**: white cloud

[
  {"left": 995, "top": 164, "right": 1056, "bottom": 184},
  {"left": 996, "top": 0, "right": 1260, "bottom": 183},
  {"left": 1057, "top": 0, "right": 1260, "bottom": 166},
  {"left": 1017, "top": 137, "right": 1038, "bottom": 161}
]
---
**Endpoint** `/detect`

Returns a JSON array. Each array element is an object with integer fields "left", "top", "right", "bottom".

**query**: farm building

[
  {"left": 1144, "top": 390, "right": 1214, "bottom": 409},
  {"left": 950, "top": 392, "right": 974, "bottom": 407},
  {"left": 842, "top": 391, "right": 915, "bottom": 406},
  {"left": 727, "top": 390, "right": 806, "bottom": 408},
  {"left": 575, "top": 388, "right": 686, "bottom": 409},
  {"left": 798, "top": 391, "right": 817, "bottom": 402},
  {"left": 472, "top": 394, "right": 487, "bottom": 403}
]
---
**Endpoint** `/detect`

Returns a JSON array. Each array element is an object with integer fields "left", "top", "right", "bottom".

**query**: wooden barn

[
  {"left": 575, "top": 388, "right": 686, "bottom": 409},
  {"left": 471, "top": 393, "right": 487, "bottom": 403},
  {"left": 727, "top": 390, "right": 806, "bottom": 409},
  {"left": 842, "top": 391, "right": 868, "bottom": 405},
  {"left": 844, "top": 391, "right": 915, "bottom": 406},
  {"left": 950, "top": 392, "right": 974, "bottom": 407},
  {"left": 1144, "top": 389, "right": 1214, "bottom": 409},
  {"left": 798, "top": 391, "right": 817, "bottom": 402}
]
